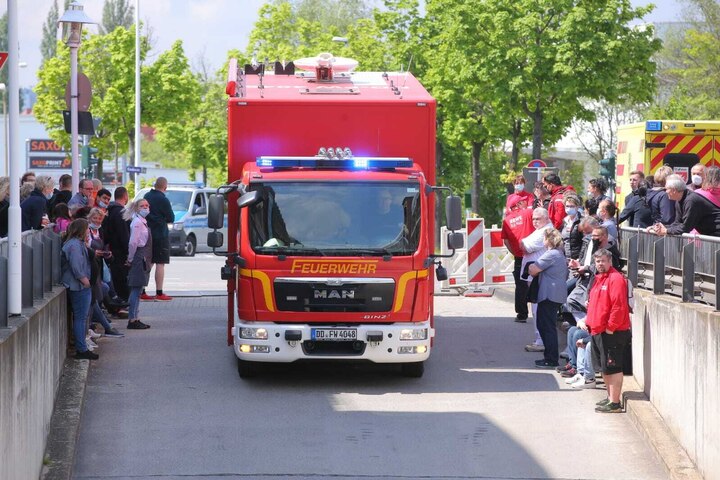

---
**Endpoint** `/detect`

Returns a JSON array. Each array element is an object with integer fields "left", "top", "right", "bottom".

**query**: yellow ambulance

[{"left": 615, "top": 120, "right": 720, "bottom": 208}]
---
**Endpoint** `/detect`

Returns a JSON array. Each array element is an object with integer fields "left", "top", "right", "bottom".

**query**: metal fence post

[
  {"left": 628, "top": 233, "right": 639, "bottom": 287},
  {"left": 653, "top": 237, "right": 666, "bottom": 295},
  {"left": 22, "top": 241, "right": 33, "bottom": 308},
  {"left": 42, "top": 234, "right": 52, "bottom": 293},
  {"left": 51, "top": 232, "right": 61, "bottom": 284},
  {"left": 32, "top": 235, "right": 44, "bottom": 300},
  {"left": 0, "top": 256, "right": 7, "bottom": 327},
  {"left": 682, "top": 240, "right": 695, "bottom": 302}
]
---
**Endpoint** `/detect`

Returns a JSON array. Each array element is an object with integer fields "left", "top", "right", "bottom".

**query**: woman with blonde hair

[
  {"left": 0, "top": 176, "right": 9, "bottom": 237},
  {"left": 21, "top": 175, "right": 54, "bottom": 231},
  {"left": 124, "top": 199, "right": 153, "bottom": 330},
  {"left": 528, "top": 229, "right": 568, "bottom": 368}
]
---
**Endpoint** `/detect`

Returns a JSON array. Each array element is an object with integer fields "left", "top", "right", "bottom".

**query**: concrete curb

[
  {"left": 493, "top": 286, "right": 703, "bottom": 480},
  {"left": 40, "top": 358, "right": 89, "bottom": 480},
  {"left": 623, "top": 378, "right": 703, "bottom": 480}
]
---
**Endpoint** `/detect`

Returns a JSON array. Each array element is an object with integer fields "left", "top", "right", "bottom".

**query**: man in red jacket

[
  {"left": 543, "top": 173, "right": 575, "bottom": 229},
  {"left": 502, "top": 194, "right": 534, "bottom": 321},
  {"left": 586, "top": 249, "right": 632, "bottom": 413}
]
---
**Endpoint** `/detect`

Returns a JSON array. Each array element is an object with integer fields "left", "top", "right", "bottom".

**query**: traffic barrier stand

[
  {"left": 436, "top": 226, "right": 468, "bottom": 295},
  {"left": 464, "top": 219, "right": 514, "bottom": 298}
]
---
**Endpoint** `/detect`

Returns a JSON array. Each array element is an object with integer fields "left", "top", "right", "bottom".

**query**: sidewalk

[{"left": 492, "top": 285, "right": 702, "bottom": 480}]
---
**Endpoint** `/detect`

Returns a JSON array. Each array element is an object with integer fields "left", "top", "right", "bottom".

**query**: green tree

[
  {"left": 33, "top": 27, "right": 199, "bottom": 178},
  {"left": 100, "top": 0, "right": 135, "bottom": 35}
]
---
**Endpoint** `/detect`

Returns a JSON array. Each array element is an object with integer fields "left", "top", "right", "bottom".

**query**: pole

[
  {"left": 3, "top": 88, "right": 7, "bottom": 176},
  {"left": 134, "top": 0, "right": 141, "bottom": 186},
  {"left": 7, "top": 0, "right": 21, "bottom": 314},
  {"left": 70, "top": 45, "right": 79, "bottom": 190}
]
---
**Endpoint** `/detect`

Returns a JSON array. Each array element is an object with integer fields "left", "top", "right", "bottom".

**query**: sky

[{"left": 1, "top": 0, "right": 688, "bottom": 88}]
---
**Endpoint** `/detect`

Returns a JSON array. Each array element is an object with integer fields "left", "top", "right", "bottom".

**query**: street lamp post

[
  {"left": 58, "top": 2, "right": 95, "bottom": 191},
  {"left": 0, "top": 83, "right": 7, "bottom": 176}
]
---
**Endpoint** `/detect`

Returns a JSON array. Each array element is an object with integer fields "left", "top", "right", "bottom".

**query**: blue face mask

[
  {"left": 89, "top": 223, "right": 101, "bottom": 230},
  {"left": 45, "top": 191, "right": 53, "bottom": 200},
  {"left": 139, "top": 208, "right": 150, "bottom": 218},
  {"left": 514, "top": 184, "right": 525, "bottom": 192},
  {"left": 98, "top": 201, "right": 108, "bottom": 209},
  {"left": 566, "top": 207, "right": 577, "bottom": 216}
]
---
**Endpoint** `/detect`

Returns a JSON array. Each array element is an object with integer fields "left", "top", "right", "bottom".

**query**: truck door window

[{"left": 249, "top": 182, "right": 421, "bottom": 256}]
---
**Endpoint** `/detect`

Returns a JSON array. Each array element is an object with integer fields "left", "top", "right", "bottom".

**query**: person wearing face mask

[
  {"left": 506, "top": 175, "right": 534, "bottom": 211},
  {"left": 124, "top": 199, "right": 153, "bottom": 330},
  {"left": 689, "top": 163, "right": 706, "bottom": 192},
  {"left": 561, "top": 194, "right": 583, "bottom": 260},
  {"left": 95, "top": 188, "right": 112, "bottom": 212},
  {"left": 584, "top": 178, "right": 608, "bottom": 216},
  {"left": 21, "top": 175, "right": 55, "bottom": 231},
  {"left": 651, "top": 173, "right": 720, "bottom": 237}
]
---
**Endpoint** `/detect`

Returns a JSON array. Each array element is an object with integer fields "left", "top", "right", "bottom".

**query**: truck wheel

[
  {"left": 401, "top": 361, "right": 424, "bottom": 378},
  {"left": 237, "top": 358, "right": 261, "bottom": 378},
  {"left": 184, "top": 235, "right": 196, "bottom": 257}
]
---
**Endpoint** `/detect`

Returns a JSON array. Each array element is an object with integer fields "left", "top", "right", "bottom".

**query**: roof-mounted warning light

[{"left": 256, "top": 156, "right": 413, "bottom": 170}]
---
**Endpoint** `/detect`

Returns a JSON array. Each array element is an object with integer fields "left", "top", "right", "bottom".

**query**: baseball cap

[{"left": 507, "top": 194, "right": 524, "bottom": 208}]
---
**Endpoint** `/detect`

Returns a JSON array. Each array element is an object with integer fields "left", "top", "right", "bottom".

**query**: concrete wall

[
  {"left": 0, "top": 288, "right": 68, "bottom": 480},
  {"left": 633, "top": 290, "right": 720, "bottom": 480}
]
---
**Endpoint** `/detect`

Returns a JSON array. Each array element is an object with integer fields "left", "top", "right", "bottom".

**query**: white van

[{"left": 135, "top": 186, "right": 227, "bottom": 256}]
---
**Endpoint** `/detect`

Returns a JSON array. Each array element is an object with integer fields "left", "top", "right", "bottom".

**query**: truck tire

[
  {"left": 400, "top": 361, "right": 424, "bottom": 378},
  {"left": 237, "top": 358, "right": 261, "bottom": 378},
  {"left": 183, "top": 235, "right": 196, "bottom": 257}
]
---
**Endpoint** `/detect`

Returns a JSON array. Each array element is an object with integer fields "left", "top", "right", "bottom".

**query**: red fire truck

[{"left": 207, "top": 55, "right": 463, "bottom": 378}]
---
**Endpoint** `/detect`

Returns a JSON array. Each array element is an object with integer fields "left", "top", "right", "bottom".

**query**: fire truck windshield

[{"left": 248, "top": 182, "right": 421, "bottom": 256}]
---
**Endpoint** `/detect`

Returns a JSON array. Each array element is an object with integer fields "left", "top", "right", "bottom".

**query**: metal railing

[
  {"left": 0, "top": 228, "right": 62, "bottom": 327},
  {"left": 620, "top": 226, "right": 720, "bottom": 309}
]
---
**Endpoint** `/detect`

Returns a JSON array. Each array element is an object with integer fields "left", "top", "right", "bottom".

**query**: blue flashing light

[
  {"left": 646, "top": 121, "right": 663, "bottom": 132},
  {"left": 256, "top": 156, "right": 414, "bottom": 170}
]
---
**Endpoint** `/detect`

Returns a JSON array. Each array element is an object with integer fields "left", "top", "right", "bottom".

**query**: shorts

[
  {"left": 152, "top": 237, "right": 170, "bottom": 264},
  {"left": 591, "top": 330, "right": 631, "bottom": 375}
]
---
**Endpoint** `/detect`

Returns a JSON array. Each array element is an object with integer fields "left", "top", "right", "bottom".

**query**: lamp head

[{"left": 58, "top": 2, "right": 96, "bottom": 47}]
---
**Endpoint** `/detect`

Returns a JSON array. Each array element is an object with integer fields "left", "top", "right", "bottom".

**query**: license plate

[{"left": 311, "top": 328, "right": 358, "bottom": 341}]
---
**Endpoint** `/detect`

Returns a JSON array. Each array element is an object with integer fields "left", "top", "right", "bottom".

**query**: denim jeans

[
  {"left": 536, "top": 300, "right": 560, "bottom": 364},
  {"left": 128, "top": 286, "right": 142, "bottom": 320},
  {"left": 566, "top": 326, "right": 591, "bottom": 368},
  {"left": 577, "top": 339, "right": 596, "bottom": 379},
  {"left": 68, "top": 288, "right": 92, "bottom": 352},
  {"left": 90, "top": 300, "right": 113, "bottom": 333}
]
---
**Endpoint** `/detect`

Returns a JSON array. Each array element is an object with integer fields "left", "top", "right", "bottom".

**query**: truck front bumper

[
  {"left": 232, "top": 320, "right": 433, "bottom": 364},
  {"left": 168, "top": 229, "right": 187, "bottom": 254}
]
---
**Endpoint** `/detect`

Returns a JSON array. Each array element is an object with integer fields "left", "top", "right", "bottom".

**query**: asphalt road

[{"left": 73, "top": 255, "right": 667, "bottom": 479}]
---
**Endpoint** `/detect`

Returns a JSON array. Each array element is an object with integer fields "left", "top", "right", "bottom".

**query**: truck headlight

[
  {"left": 240, "top": 327, "right": 268, "bottom": 340},
  {"left": 399, "top": 328, "right": 428, "bottom": 340},
  {"left": 172, "top": 222, "right": 184, "bottom": 231}
]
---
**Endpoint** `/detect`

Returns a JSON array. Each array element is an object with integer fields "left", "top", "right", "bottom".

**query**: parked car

[{"left": 135, "top": 186, "right": 227, "bottom": 256}]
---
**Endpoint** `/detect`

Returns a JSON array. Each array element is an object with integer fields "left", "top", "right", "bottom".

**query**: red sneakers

[
  {"left": 155, "top": 293, "right": 173, "bottom": 301},
  {"left": 140, "top": 293, "right": 155, "bottom": 301}
]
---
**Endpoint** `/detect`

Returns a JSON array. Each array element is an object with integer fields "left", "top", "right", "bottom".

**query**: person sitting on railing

[
  {"left": 618, "top": 171, "right": 652, "bottom": 228},
  {"left": 646, "top": 166, "right": 676, "bottom": 226},
  {"left": 650, "top": 173, "right": 720, "bottom": 237}
]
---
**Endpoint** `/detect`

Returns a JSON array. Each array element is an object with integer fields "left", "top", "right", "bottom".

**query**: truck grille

[{"left": 274, "top": 278, "right": 395, "bottom": 312}]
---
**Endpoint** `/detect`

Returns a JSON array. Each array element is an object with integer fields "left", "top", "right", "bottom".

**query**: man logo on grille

[{"left": 314, "top": 289, "right": 355, "bottom": 299}]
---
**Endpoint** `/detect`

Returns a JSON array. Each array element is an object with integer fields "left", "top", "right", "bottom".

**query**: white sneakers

[
  {"left": 86, "top": 337, "right": 99, "bottom": 351},
  {"left": 571, "top": 376, "right": 597, "bottom": 389},
  {"left": 565, "top": 373, "right": 582, "bottom": 384},
  {"left": 88, "top": 329, "right": 102, "bottom": 339}
]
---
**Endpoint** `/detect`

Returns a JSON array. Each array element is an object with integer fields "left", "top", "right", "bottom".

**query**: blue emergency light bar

[
  {"left": 256, "top": 156, "right": 414, "bottom": 170},
  {"left": 646, "top": 121, "right": 663, "bottom": 132}
]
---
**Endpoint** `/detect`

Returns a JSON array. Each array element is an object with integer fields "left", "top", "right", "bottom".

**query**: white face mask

[
  {"left": 692, "top": 174, "right": 703, "bottom": 186},
  {"left": 514, "top": 184, "right": 524, "bottom": 192}
]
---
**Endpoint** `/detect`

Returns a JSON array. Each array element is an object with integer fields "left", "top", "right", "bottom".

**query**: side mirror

[
  {"left": 435, "top": 263, "right": 448, "bottom": 281},
  {"left": 194, "top": 206, "right": 207, "bottom": 216},
  {"left": 447, "top": 232, "right": 464, "bottom": 250},
  {"left": 207, "top": 231, "right": 224, "bottom": 248},
  {"left": 445, "top": 195, "right": 462, "bottom": 231},
  {"left": 238, "top": 190, "right": 261, "bottom": 209},
  {"left": 208, "top": 194, "right": 225, "bottom": 229}
]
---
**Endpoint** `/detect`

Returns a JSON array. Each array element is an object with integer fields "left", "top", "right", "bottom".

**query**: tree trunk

[
  {"left": 114, "top": 142, "right": 119, "bottom": 185},
  {"left": 471, "top": 141, "right": 482, "bottom": 214},
  {"left": 532, "top": 110, "right": 543, "bottom": 160},
  {"left": 510, "top": 118, "right": 522, "bottom": 171}
]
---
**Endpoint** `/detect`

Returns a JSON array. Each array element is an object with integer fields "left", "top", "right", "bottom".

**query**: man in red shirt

[
  {"left": 585, "top": 249, "right": 632, "bottom": 413},
  {"left": 502, "top": 194, "right": 534, "bottom": 321},
  {"left": 543, "top": 173, "right": 576, "bottom": 229}
]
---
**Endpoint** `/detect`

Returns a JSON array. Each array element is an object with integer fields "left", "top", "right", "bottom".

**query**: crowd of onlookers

[
  {"left": 502, "top": 163, "right": 720, "bottom": 412},
  {"left": 0, "top": 171, "right": 175, "bottom": 361}
]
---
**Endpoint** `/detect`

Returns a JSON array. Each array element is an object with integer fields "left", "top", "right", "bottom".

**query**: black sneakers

[
  {"left": 595, "top": 401, "right": 623, "bottom": 413},
  {"left": 534, "top": 359, "right": 559, "bottom": 369},
  {"left": 104, "top": 328, "right": 125, "bottom": 338},
  {"left": 514, "top": 314, "right": 528, "bottom": 323},
  {"left": 75, "top": 350, "right": 99, "bottom": 360},
  {"left": 127, "top": 320, "right": 151, "bottom": 330}
]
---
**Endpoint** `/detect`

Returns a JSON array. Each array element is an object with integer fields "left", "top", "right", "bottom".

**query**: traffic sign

[
  {"left": 0, "top": 52, "right": 8, "bottom": 71},
  {"left": 527, "top": 159, "right": 547, "bottom": 168},
  {"left": 126, "top": 165, "right": 146, "bottom": 174},
  {"left": 65, "top": 73, "right": 93, "bottom": 111}
]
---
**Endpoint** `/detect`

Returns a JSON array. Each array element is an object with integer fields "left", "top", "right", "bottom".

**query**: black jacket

[
  {"left": 666, "top": 190, "right": 720, "bottom": 236},
  {"left": 102, "top": 202, "right": 131, "bottom": 261},
  {"left": 144, "top": 189, "right": 174, "bottom": 240},
  {"left": 562, "top": 215, "right": 584, "bottom": 260},
  {"left": 647, "top": 188, "right": 676, "bottom": 225},
  {"left": 20, "top": 189, "right": 48, "bottom": 231},
  {"left": 619, "top": 193, "right": 653, "bottom": 228},
  {"left": 49, "top": 190, "right": 72, "bottom": 217},
  {"left": 577, "top": 238, "right": 623, "bottom": 271},
  {"left": 0, "top": 199, "right": 8, "bottom": 237}
]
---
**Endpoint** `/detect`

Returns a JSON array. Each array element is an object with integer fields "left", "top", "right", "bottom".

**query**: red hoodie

[
  {"left": 586, "top": 267, "right": 631, "bottom": 335},
  {"left": 547, "top": 184, "right": 575, "bottom": 229}
]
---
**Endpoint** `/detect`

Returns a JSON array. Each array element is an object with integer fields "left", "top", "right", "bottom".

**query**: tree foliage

[
  {"left": 41, "top": 1, "right": 61, "bottom": 64},
  {"left": 100, "top": 0, "right": 135, "bottom": 35}
]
